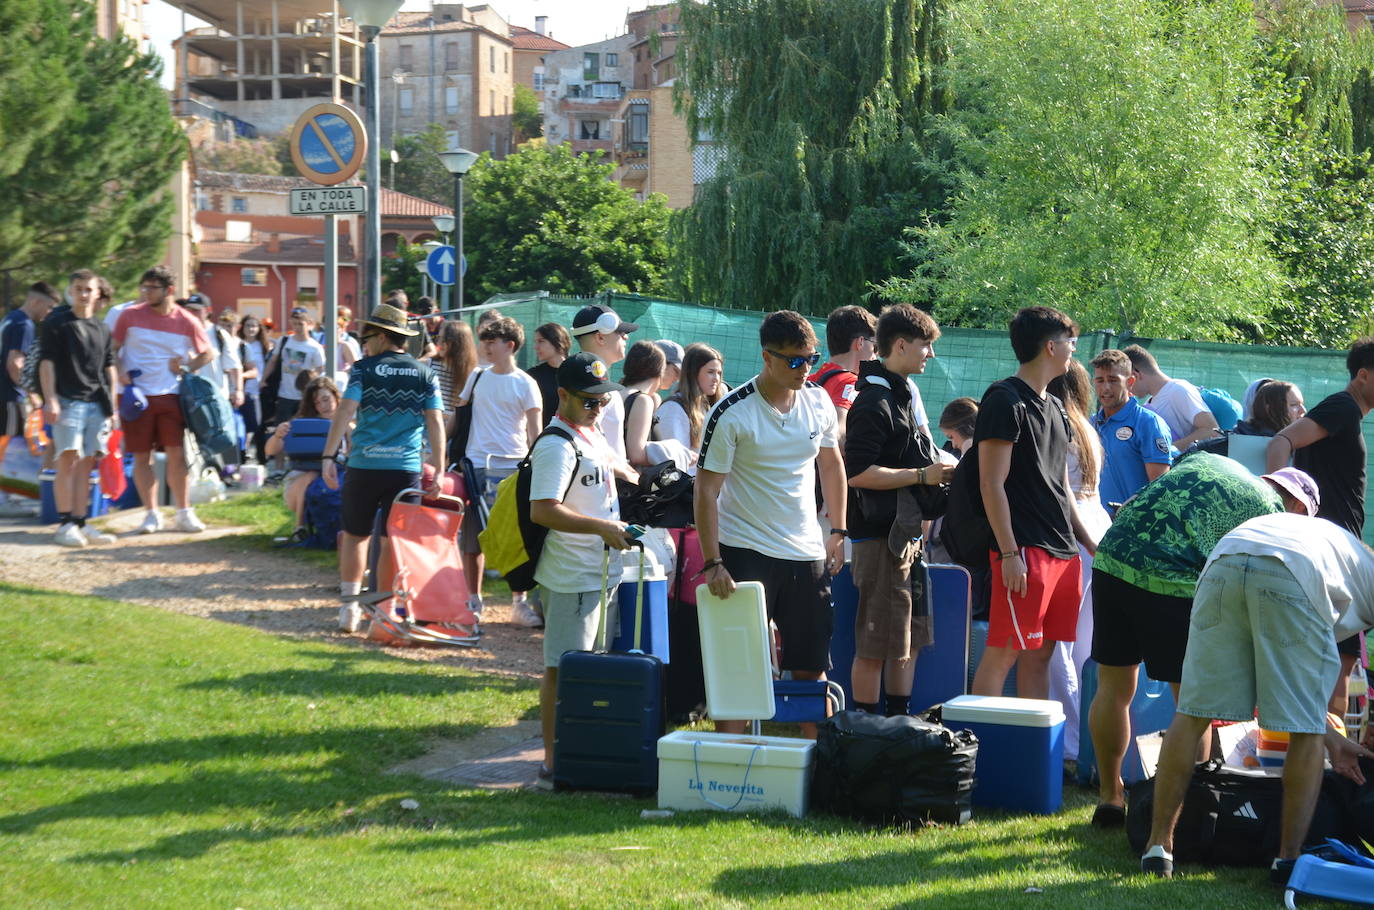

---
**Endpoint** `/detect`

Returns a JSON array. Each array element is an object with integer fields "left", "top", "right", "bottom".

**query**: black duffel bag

[
  {"left": 1126, "top": 758, "right": 1355, "bottom": 866},
  {"left": 811, "top": 711, "right": 978, "bottom": 826}
]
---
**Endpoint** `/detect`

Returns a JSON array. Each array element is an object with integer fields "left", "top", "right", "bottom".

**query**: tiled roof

[
  {"left": 380, "top": 188, "right": 453, "bottom": 218},
  {"left": 511, "top": 25, "right": 569, "bottom": 51},
  {"left": 383, "top": 12, "right": 479, "bottom": 35},
  {"left": 198, "top": 170, "right": 315, "bottom": 192},
  {"left": 200, "top": 232, "right": 356, "bottom": 265}
]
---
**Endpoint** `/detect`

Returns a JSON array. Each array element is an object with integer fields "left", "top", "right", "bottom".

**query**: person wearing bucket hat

[
  {"left": 571, "top": 304, "right": 637, "bottom": 459},
  {"left": 322, "top": 301, "right": 444, "bottom": 634},
  {"left": 528, "top": 350, "right": 635, "bottom": 788},
  {"left": 1141, "top": 502, "right": 1374, "bottom": 883}
]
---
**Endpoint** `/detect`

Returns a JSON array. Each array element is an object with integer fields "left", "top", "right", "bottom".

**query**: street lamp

[
  {"left": 339, "top": 0, "right": 404, "bottom": 316},
  {"left": 438, "top": 149, "right": 479, "bottom": 310},
  {"left": 419, "top": 239, "right": 442, "bottom": 301},
  {"left": 430, "top": 214, "right": 455, "bottom": 311}
]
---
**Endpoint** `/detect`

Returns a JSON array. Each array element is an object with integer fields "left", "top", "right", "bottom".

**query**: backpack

[
  {"left": 178, "top": 370, "right": 237, "bottom": 460},
  {"left": 1199, "top": 387, "right": 1242, "bottom": 432},
  {"left": 448, "top": 369, "right": 483, "bottom": 467},
  {"left": 619, "top": 460, "right": 694, "bottom": 528},
  {"left": 294, "top": 471, "right": 343, "bottom": 549},
  {"left": 939, "top": 441, "right": 993, "bottom": 568},
  {"left": 479, "top": 425, "right": 580, "bottom": 590}
]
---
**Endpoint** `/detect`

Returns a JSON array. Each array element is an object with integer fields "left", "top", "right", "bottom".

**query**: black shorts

[
  {"left": 340, "top": 467, "right": 422, "bottom": 538},
  {"left": 720, "top": 544, "right": 833, "bottom": 673},
  {"left": 1090, "top": 569, "right": 1192, "bottom": 683},
  {"left": 1337, "top": 631, "right": 1362, "bottom": 657}
]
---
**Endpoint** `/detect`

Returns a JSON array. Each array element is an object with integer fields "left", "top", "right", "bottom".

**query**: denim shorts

[
  {"left": 1176, "top": 553, "right": 1340, "bottom": 734},
  {"left": 52, "top": 397, "right": 111, "bottom": 458}
]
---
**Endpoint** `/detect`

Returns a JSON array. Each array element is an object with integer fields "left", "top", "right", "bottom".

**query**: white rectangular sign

[{"left": 289, "top": 186, "right": 367, "bottom": 215}]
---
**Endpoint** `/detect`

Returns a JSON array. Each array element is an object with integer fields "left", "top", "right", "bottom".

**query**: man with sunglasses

[
  {"left": 528, "top": 351, "right": 637, "bottom": 789},
  {"left": 570, "top": 303, "right": 638, "bottom": 459},
  {"left": 696, "top": 310, "right": 847, "bottom": 737}
]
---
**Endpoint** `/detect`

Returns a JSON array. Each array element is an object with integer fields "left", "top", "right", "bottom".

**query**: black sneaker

[
  {"left": 1270, "top": 857, "right": 1296, "bottom": 888},
  {"left": 1092, "top": 803, "right": 1127, "bottom": 828},
  {"left": 1140, "top": 846, "right": 1174, "bottom": 879},
  {"left": 533, "top": 764, "right": 555, "bottom": 791}
]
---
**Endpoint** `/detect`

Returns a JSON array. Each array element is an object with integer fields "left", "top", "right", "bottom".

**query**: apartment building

[
  {"left": 379, "top": 4, "right": 514, "bottom": 155},
  {"left": 511, "top": 16, "right": 569, "bottom": 99},
  {"left": 540, "top": 35, "right": 635, "bottom": 157},
  {"left": 93, "top": 0, "right": 147, "bottom": 44}
]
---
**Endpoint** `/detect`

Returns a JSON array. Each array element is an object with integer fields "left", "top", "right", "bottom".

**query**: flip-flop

[{"left": 1092, "top": 803, "right": 1126, "bottom": 828}]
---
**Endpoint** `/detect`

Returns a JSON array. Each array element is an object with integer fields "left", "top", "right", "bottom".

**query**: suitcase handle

[{"left": 594, "top": 540, "right": 646, "bottom": 653}]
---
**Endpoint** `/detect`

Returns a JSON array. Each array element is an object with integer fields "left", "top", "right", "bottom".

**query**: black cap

[
  {"left": 183, "top": 292, "right": 210, "bottom": 309},
  {"left": 558, "top": 352, "right": 623, "bottom": 394},
  {"left": 570, "top": 303, "right": 638, "bottom": 337}
]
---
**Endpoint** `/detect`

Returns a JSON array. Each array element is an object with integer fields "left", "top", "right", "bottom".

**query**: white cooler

[{"left": 657, "top": 731, "right": 814, "bottom": 817}]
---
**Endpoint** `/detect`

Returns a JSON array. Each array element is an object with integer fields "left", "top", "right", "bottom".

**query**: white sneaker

[
  {"left": 512, "top": 599, "right": 544, "bottom": 629},
  {"left": 54, "top": 523, "right": 87, "bottom": 547},
  {"left": 138, "top": 510, "right": 164, "bottom": 534},
  {"left": 338, "top": 601, "right": 364, "bottom": 633},
  {"left": 172, "top": 509, "right": 206, "bottom": 533},
  {"left": 82, "top": 526, "right": 117, "bottom": 545}
]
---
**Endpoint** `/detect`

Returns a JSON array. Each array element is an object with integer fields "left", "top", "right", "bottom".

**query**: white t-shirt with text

[{"left": 530, "top": 417, "right": 624, "bottom": 593}]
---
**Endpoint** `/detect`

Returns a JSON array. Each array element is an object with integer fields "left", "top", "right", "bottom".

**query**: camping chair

[
  {"left": 360, "top": 488, "right": 480, "bottom": 647},
  {"left": 750, "top": 623, "right": 846, "bottom": 735}
]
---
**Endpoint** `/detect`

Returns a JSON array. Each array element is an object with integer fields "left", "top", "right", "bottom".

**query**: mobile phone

[{"left": 626, "top": 524, "right": 646, "bottom": 539}]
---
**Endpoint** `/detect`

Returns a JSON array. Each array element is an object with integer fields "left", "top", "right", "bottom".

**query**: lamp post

[
  {"left": 438, "top": 148, "right": 479, "bottom": 310},
  {"left": 419, "top": 239, "right": 442, "bottom": 302},
  {"left": 430, "top": 214, "right": 454, "bottom": 312},
  {"left": 339, "top": 0, "right": 404, "bottom": 316}
]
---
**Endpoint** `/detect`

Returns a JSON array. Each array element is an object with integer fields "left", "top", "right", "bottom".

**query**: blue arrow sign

[{"left": 426, "top": 245, "right": 457, "bottom": 286}]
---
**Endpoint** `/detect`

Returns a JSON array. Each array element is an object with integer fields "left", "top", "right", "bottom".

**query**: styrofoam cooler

[
  {"left": 657, "top": 731, "right": 815, "bottom": 816},
  {"left": 611, "top": 545, "right": 670, "bottom": 661},
  {"left": 943, "top": 694, "right": 1065, "bottom": 814}
]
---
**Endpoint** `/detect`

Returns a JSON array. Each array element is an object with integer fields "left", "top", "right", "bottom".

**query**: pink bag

[{"left": 668, "top": 527, "right": 704, "bottom": 606}]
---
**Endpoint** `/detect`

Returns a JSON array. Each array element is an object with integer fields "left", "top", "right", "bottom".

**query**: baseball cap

[
  {"left": 655, "top": 339, "right": 684, "bottom": 367},
  {"left": 183, "top": 292, "right": 211, "bottom": 309},
  {"left": 570, "top": 304, "right": 638, "bottom": 337},
  {"left": 1261, "top": 467, "right": 1320, "bottom": 517},
  {"left": 361, "top": 303, "right": 420, "bottom": 337},
  {"left": 558, "top": 352, "right": 623, "bottom": 394}
]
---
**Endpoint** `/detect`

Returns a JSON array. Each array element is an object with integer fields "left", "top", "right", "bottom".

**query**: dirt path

[{"left": 0, "top": 506, "right": 545, "bottom": 680}]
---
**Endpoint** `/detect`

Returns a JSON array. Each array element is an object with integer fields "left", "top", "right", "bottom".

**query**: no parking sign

[{"left": 288, "top": 103, "right": 367, "bottom": 186}]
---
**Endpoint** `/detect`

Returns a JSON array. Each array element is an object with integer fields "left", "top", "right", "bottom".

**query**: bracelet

[
  {"left": 918, "top": 466, "right": 927, "bottom": 484},
  {"left": 702, "top": 558, "right": 724, "bottom": 571},
  {"left": 829, "top": 528, "right": 848, "bottom": 538},
  {"left": 997, "top": 550, "right": 1020, "bottom": 561}
]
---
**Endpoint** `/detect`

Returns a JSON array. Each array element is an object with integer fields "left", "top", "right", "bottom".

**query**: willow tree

[{"left": 670, "top": 0, "right": 949, "bottom": 316}]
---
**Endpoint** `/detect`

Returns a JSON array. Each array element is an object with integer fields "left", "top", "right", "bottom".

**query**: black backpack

[
  {"left": 939, "top": 449, "right": 993, "bottom": 569},
  {"left": 619, "top": 460, "right": 694, "bottom": 529},
  {"left": 811, "top": 711, "right": 978, "bottom": 827}
]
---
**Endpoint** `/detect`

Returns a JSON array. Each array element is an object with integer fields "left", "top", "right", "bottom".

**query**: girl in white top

[
  {"left": 1047, "top": 361, "right": 1112, "bottom": 761},
  {"left": 656, "top": 342, "right": 724, "bottom": 471}
]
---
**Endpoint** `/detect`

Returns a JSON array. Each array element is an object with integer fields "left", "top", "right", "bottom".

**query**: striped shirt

[{"left": 112, "top": 303, "right": 210, "bottom": 396}]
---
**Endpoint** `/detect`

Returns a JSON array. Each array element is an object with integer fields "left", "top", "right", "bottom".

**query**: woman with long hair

[
  {"left": 1047, "top": 359, "right": 1112, "bottom": 764},
  {"left": 237, "top": 315, "right": 272, "bottom": 463},
  {"left": 432, "top": 320, "right": 477, "bottom": 435},
  {"left": 528, "top": 322, "right": 570, "bottom": 427},
  {"left": 1247, "top": 380, "right": 1304, "bottom": 435},
  {"left": 620, "top": 340, "right": 666, "bottom": 466},
  {"left": 657, "top": 342, "right": 724, "bottom": 456},
  {"left": 265, "top": 376, "right": 344, "bottom": 545}
]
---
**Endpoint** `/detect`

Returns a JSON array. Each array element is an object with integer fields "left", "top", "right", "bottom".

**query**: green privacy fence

[{"left": 470, "top": 291, "right": 1369, "bottom": 540}]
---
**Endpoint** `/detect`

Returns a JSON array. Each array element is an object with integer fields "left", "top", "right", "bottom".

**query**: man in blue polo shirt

[{"left": 1091, "top": 349, "right": 1171, "bottom": 512}]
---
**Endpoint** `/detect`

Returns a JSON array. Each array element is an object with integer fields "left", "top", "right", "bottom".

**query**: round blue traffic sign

[{"left": 289, "top": 103, "right": 367, "bottom": 186}]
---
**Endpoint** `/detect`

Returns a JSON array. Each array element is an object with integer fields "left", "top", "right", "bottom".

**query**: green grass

[
  {"left": 1, "top": 584, "right": 1284, "bottom": 909},
  {"left": 195, "top": 489, "right": 339, "bottom": 568}
]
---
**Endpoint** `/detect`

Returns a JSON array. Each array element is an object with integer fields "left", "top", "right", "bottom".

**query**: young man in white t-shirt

[
  {"left": 1122, "top": 344, "right": 1219, "bottom": 449},
  {"left": 457, "top": 315, "right": 542, "bottom": 621},
  {"left": 529, "top": 352, "right": 637, "bottom": 789},
  {"left": 696, "top": 309, "right": 848, "bottom": 737},
  {"left": 266, "top": 307, "right": 326, "bottom": 425},
  {"left": 570, "top": 303, "right": 638, "bottom": 459}
]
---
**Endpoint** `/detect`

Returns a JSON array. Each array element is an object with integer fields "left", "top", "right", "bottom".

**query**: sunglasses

[
  {"left": 360, "top": 332, "right": 380, "bottom": 342},
  {"left": 573, "top": 392, "right": 612, "bottom": 411},
  {"left": 765, "top": 350, "right": 822, "bottom": 370}
]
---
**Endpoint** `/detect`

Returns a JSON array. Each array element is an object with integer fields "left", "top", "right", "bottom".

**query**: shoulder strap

[
  {"left": 528, "top": 424, "right": 584, "bottom": 500},
  {"left": 815, "top": 367, "right": 847, "bottom": 389}
]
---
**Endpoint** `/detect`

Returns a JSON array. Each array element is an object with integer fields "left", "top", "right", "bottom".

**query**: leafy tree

[
  {"left": 391, "top": 124, "right": 452, "bottom": 205},
  {"left": 196, "top": 137, "right": 284, "bottom": 175},
  {"left": 461, "top": 143, "right": 670, "bottom": 305},
  {"left": 0, "top": 0, "right": 184, "bottom": 297},
  {"left": 513, "top": 83, "right": 542, "bottom": 142},
  {"left": 882, "top": 0, "right": 1283, "bottom": 340},
  {"left": 382, "top": 238, "right": 429, "bottom": 303},
  {"left": 670, "top": 0, "right": 950, "bottom": 315}
]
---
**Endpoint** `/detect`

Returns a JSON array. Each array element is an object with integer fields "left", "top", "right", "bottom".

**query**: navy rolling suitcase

[{"left": 554, "top": 545, "right": 665, "bottom": 795}]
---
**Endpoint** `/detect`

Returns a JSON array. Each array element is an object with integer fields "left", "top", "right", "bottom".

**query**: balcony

[
  {"left": 570, "top": 139, "right": 613, "bottom": 156},
  {"left": 560, "top": 97, "right": 622, "bottom": 115}
]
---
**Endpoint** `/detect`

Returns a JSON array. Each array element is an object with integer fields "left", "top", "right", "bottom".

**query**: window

[
  {"left": 629, "top": 109, "right": 648, "bottom": 146},
  {"left": 533, "top": 70, "right": 545, "bottom": 92},
  {"left": 490, "top": 46, "right": 495, "bottom": 73},
  {"left": 241, "top": 268, "right": 267, "bottom": 287},
  {"left": 583, "top": 52, "right": 599, "bottom": 80},
  {"left": 444, "top": 41, "right": 459, "bottom": 72},
  {"left": 592, "top": 82, "right": 620, "bottom": 99},
  {"left": 398, "top": 44, "right": 413, "bottom": 72},
  {"left": 567, "top": 83, "right": 582, "bottom": 98},
  {"left": 296, "top": 268, "right": 319, "bottom": 297},
  {"left": 399, "top": 86, "right": 414, "bottom": 115},
  {"left": 445, "top": 85, "right": 459, "bottom": 114},
  {"left": 489, "top": 89, "right": 495, "bottom": 114},
  {"left": 230, "top": 196, "right": 248, "bottom": 213},
  {"left": 504, "top": 52, "right": 509, "bottom": 73},
  {"left": 504, "top": 94, "right": 509, "bottom": 115},
  {"left": 579, "top": 120, "right": 601, "bottom": 140},
  {"left": 606, "top": 53, "right": 618, "bottom": 67}
]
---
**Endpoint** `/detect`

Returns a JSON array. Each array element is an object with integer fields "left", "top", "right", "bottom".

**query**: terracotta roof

[
  {"left": 380, "top": 188, "right": 453, "bottom": 218},
  {"left": 198, "top": 170, "right": 315, "bottom": 192},
  {"left": 511, "top": 25, "right": 569, "bottom": 51},
  {"left": 384, "top": 12, "right": 479, "bottom": 36},
  {"left": 200, "top": 232, "right": 356, "bottom": 265}
]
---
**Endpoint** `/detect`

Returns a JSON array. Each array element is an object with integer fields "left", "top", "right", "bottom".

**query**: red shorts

[
  {"left": 123, "top": 394, "right": 186, "bottom": 454},
  {"left": 987, "top": 546, "right": 1082, "bottom": 651}
]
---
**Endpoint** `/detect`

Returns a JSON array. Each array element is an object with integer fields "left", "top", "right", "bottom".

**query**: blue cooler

[
  {"left": 39, "top": 470, "right": 105, "bottom": 523},
  {"left": 611, "top": 547, "right": 670, "bottom": 661},
  {"left": 943, "top": 694, "right": 1064, "bottom": 814}
]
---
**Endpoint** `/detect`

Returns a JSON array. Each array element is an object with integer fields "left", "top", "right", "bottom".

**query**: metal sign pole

[{"left": 324, "top": 213, "right": 338, "bottom": 379}]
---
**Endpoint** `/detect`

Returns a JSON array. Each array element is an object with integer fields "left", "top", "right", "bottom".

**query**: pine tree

[
  {"left": 0, "top": 0, "right": 185, "bottom": 296},
  {"left": 670, "top": 0, "right": 949, "bottom": 315}
]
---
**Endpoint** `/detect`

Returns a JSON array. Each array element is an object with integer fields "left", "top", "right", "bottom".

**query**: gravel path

[{"left": 0, "top": 507, "right": 545, "bottom": 680}]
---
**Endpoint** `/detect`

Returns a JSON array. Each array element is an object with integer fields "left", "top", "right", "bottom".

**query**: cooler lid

[
  {"left": 943, "top": 694, "right": 1065, "bottom": 728},
  {"left": 656, "top": 731, "right": 815, "bottom": 769}
]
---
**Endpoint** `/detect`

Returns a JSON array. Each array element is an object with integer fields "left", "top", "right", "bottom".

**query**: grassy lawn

[{"left": 1, "top": 584, "right": 1286, "bottom": 909}]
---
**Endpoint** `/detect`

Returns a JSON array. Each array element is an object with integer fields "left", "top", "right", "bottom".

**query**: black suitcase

[{"left": 554, "top": 544, "right": 665, "bottom": 795}]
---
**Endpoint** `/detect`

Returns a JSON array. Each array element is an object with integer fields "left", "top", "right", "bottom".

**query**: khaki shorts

[
  {"left": 852, "top": 539, "right": 932, "bottom": 661},
  {"left": 542, "top": 586, "right": 619, "bottom": 668},
  {"left": 1177, "top": 553, "right": 1339, "bottom": 735}
]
